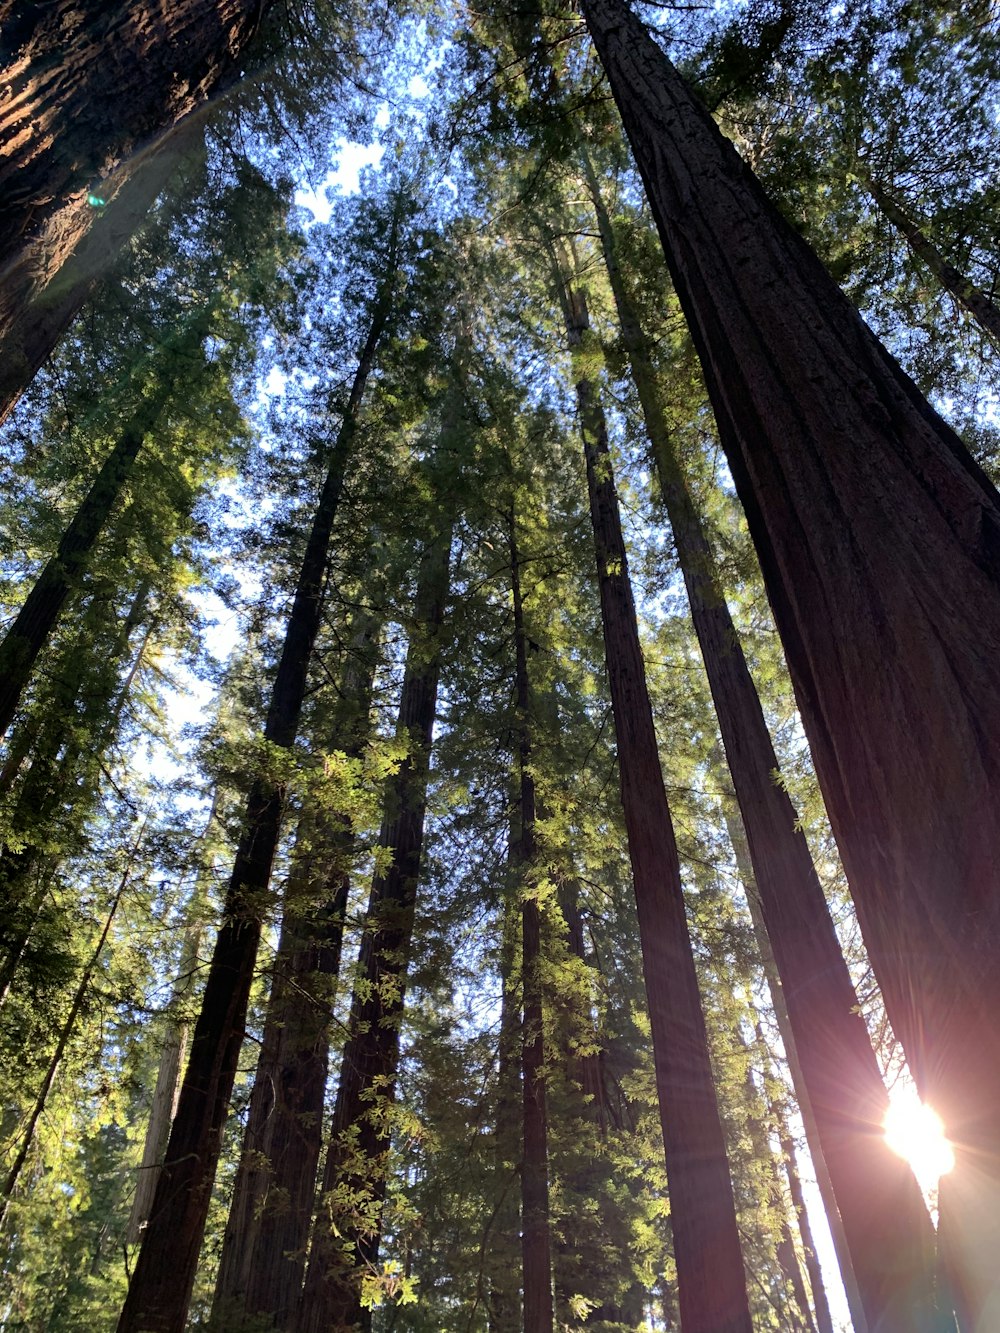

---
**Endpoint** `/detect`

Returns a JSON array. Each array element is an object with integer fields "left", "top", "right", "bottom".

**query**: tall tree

[
  {"left": 552, "top": 239, "right": 752, "bottom": 1333},
  {"left": 508, "top": 510, "right": 555, "bottom": 1333},
  {"left": 582, "top": 158, "right": 941, "bottom": 1331},
  {"left": 579, "top": 3, "right": 1000, "bottom": 1321},
  {"left": 298, "top": 507, "right": 453, "bottom": 1333},
  {"left": 116, "top": 195, "right": 402, "bottom": 1333}
]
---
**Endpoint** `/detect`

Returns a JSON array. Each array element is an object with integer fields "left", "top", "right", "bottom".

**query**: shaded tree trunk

[
  {"left": 212, "top": 611, "right": 382, "bottom": 1330},
  {"left": 863, "top": 175, "right": 1000, "bottom": 345},
  {"left": 0, "top": 0, "right": 276, "bottom": 349},
  {"left": 297, "top": 522, "right": 452, "bottom": 1333},
  {"left": 580, "top": 4, "right": 1000, "bottom": 1322},
  {"left": 509, "top": 514, "right": 554, "bottom": 1333},
  {"left": 116, "top": 285, "right": 393, "bottom": 1333},
  {"left": 552, "top": 245, "right": 752, "bottom": 1333},
  {"left": 583, "top": 158, "right": 939, "bottom": 1331},
  {"left": 0, "top": 117, "right": 204, "bottom": 425},
  {"left": 0, "top": 318, "right": 206, "bottom": 740}
]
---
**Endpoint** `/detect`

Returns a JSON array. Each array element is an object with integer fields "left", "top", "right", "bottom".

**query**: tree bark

[
  {"left": 583, "top": 158, "right": 940, "bottom": 1331},
  {"left": 509, "top": 515, "right": 554, "bottom": 1333},
  {"left": 212, "top": 612, "right": 381, "bottom": 1329},
  {"left": 552, "top": 246, "right": 752, "bottom": 1333},
  {"left": 0, "top": 117, "right": 203, "bottom": 427},
  {"left": 297, "top": 523, "right": 451, "bottom": 1333},
  {"left": 116, "top": 286, "right": 393, "bottom": 1333},
  {"left": 0, "top": 0, "right": 276, "bottom": 350},
  {"left": 862, "top": 174, "right": 1000, "bottom": 346},
  {"left": 580, "top": 4, "right": 1000, "bottom": 1322}
]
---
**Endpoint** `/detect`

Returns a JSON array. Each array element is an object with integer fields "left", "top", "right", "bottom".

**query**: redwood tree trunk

[
  {"left": 0, "top": 117, "right": 203, "bottom": 426},
  {"left": 509, "top": 516, "right": 554, "bottom": 1333},
  {"left": 553, "top": 250, "right": 752, "bottom": 1333},
  {"left": 116, "top": 293, "right": 391, "bottom": 1333},
  {"left": 0, "top": 0, "right": 276, "bottom": 349},
  {"left": 297, "top": 525, "right": 452, "bottom": 1333},
  {"left": 581, "top": 4, "right": 1000, "bottom": 1322},
  {"left": 213, "top": 613, "right": 381, "bottom": 1330},
  {"left": 584, "top": 162, "right": 941, "bottom": 1331}
]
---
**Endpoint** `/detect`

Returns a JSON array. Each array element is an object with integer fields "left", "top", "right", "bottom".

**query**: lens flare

[{"left": 884, "top": 1083, "right": 955, "bottom": 1193}]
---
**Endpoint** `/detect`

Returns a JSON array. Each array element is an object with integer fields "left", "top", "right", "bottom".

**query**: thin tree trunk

[
  {"left": 0, "top": 815, "right": 144, "bottom": 1231},
  {"left": 583, "top": 157, "right": 938, "bottom": 1331},
  {"left": 117, "top": 281, "right": 394, "bottom": 1333},
  {"left": 0, "top": 580, "right": 154, "bottom": 1005},
  {"left": 862, "top": 174, "right": 1000, "bottom": 345},
  {"left": 580, "top": 4, "right": 1000, "bottom": 1321},
  {"left": 486, "top": 902, "right": 521, "bottom": 1333},
  {"left": 0, "top": 0, "right": 276, "bottom": 349},
  {"left": 213, "top": 611, "right": 381, "bottom": 1329},
  {"left": 126, "top": 796, "right": 217, "bottom": 1245},
  {"left": 0, "top": 321, "right": 204, "bottom": 739},
  {"left": 552, "top": 245, "right": 752, "bottom": 1333},
  {"left": 297, "top": 523, "right": 452, "bottom": 1333},
  {"left": 0, "top": 118, "right": 204, "bottom": 426},
  {"left": 509, "top": 514, "right": 554, "bottom": 1333}
]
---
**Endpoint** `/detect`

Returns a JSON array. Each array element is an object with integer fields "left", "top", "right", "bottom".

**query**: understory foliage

[{"left": 0, "top": 2, "right": 997, "bottom": 1331}]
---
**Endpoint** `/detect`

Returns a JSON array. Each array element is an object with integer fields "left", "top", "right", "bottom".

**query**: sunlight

[{"left": 884, "top": 1083, "right": 955, "bottom": 1194}]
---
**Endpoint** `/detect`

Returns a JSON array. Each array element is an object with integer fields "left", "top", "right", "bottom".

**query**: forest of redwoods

[{"left": 0, "top": 1, "right": 998, "bottom": 1330}]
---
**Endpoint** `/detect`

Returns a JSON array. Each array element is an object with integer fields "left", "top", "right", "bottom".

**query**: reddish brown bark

[
  {"left": 580, "top": 4, "right": 1000, "bottom": 1322},
  {"left": 0, "top": 1, "right": 275, "bottom": 350},
  {"left": 212, "top": 614, "right": 380, "bottom": 1329},
  {"left": 583, "top": 162, "right": 941, "bottom": 1332},
  {"left": 297, "top": 526, "right": 451, "bottom": 1333},
  {"left": 0, "top": 118, "right": 203, "bottom": 426},
  {"left": 553, "top": 249, "right": 752, "bottom": 1333},
  {"left": 117, "top": 291, "right": 391, "bottom": 1333}
]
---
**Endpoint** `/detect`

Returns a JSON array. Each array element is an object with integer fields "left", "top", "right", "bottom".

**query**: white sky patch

[{"left": 294, "top": 138, "right": 387, "bottom": 222}]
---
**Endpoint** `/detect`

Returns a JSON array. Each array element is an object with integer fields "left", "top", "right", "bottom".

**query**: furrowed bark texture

[
  {"left": 0, "top": 119, "right": 202, "bottom": 426},
  {"left": 509, "top": 518, "right": 555, "bottom": 1333},
  {"left": 581, "top": 4, "right": 1000, "bottom": 1322},
  {"left": 585, "top": 162, "right": 940, "bottom": 1331},
  {"left": 0, "top": 1, "right": 275, "bottom": 349},
  {"left": 213, "top": 616, "right": 381, "bottom": 1329},
  {"left": 864, "top": 177, "right": 1000, "bottom": 346},
  {"left": 554, "top": 254, "right": 752, "bottom": 1332},
  {"left": 117, "top": 301, "right": 389, "bottom": 1333},
  {"left": 297, "top": 527, "right": 451, "bottom": 1333}
]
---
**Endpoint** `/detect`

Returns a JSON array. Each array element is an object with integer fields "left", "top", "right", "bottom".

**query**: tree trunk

[
  {"left": 580, "top": 4, "right": 1000, "bottom": 1322},
  {"left": 0, "top": 318, "right": 206, "bottom": 740},
  {"left": 0, "top": 0, "right": 275, "bottom": 350},
  {"left": 509, "top": 515, "right": 554, "bottom": 1333},
  {"left": 116, "top": 288, "right": 392, "bottom": 1333},
  {"left": 297, "top": 523, "right": 452, "bottom": 1333},
  {"left": 552, "top": 246, "right": 752, "bottom": 1333},
  {"left": 0, "top": 816, "right": 144, "bottom": 1231},
  {"left": 213, "top": 612, "right": 381, "bottom": 1330},
  {"left": 0, "top": 116, "right": 203, "bottom": 426},
  {"left": 863, "top": 175, "right": 1000, "bottom": 346},
  {"left": 583, "top": 158, "right": 940, "bottom": 1331}
]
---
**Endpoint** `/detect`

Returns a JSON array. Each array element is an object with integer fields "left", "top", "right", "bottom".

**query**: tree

[
  {"left": 579, "top": 2, "right": 1000, "bottom": 1321},
  {"left": 552, "top": 237, "right": 752, "bottom": 1333},
  {"left": 116, "top": 188, "right": 404, "bottom": 1333}
]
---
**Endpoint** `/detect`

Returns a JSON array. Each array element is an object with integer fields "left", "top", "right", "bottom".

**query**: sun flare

[{"left": 884, "top": 1083, "right": 955, "bottom": 1193}]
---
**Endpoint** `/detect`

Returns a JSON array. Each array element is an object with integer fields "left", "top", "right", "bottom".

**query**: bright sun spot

[{"left": 884, "top": 1083, "right": 955, "bottom": 1194}]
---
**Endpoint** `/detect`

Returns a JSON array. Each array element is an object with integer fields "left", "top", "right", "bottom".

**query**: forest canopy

[{"left": 0, "top": 2, "right": 998, "bottom": 1331}]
